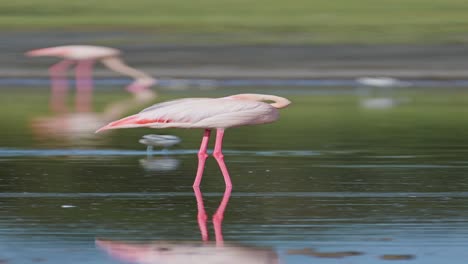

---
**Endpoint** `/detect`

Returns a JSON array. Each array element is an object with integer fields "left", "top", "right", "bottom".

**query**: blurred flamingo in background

[
  {"left": 96, "top": 93, "right": 291, "bottom": 187},
  {"left": 26, "top": 45, "right": 157, "bottom": 112}
]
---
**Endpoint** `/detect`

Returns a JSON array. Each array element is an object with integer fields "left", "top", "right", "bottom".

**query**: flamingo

[
  {"left": 96, "top": 93, "right": 291, "bottom": 187},
  {"left": 26, "top": 45, "right": 156, "bottom": 112}
]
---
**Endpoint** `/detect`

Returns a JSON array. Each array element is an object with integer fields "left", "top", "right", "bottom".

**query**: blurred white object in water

[
  {"left": 356, "top": 77, "right": 410, "bottom": 109},
  {"left": 356, "top": 77, "right": 408, "bottom": 87},
  {"left": 360, "top": 98, "right": 397, "bottom": 109},
  {"left": 139, "top": 134, "right": 181, "bottom": 152},
  {"left": 139, "top": 157, "right": 180, "bottom": 171},
  {"left": 60, "top": 205, "right": 76, "bottom": 208}
]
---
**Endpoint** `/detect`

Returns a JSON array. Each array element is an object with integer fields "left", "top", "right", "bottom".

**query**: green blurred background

[{"left": 2, "top": 0, "right": 468, "bottom": 44}]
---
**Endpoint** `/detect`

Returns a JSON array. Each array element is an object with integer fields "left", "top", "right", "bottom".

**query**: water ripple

[
  {"left": 319, "top": 164, "right": 468, "bottom": 168},
  {"left": 0, "top": 148, "right": 320, "bottom": 158},
  {"left": 3, "top": 77, "right": 468, "bottom": 88},
  {"left": 0, "top": 192, "right": 467, "bottom": 198}
]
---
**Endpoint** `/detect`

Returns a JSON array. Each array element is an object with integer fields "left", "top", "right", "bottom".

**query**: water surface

[{"left": 1, "top": 86, "right": 468, "bottom": 263}]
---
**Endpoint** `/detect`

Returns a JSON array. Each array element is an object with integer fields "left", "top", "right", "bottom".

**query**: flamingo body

[
  {"left": 97, "top": 93, "right": 291, "bottom": 187},
  {"left": 99, "top": 97, "right": 280, "bottom": 131}
]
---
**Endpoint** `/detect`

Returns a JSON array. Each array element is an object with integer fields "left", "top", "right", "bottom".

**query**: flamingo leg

[
  {"left": 75, "top": 59, "right": 95, "bottom": 112},
  {"left": 213, "top": 186, "right": 232, "bottom": 246},
  {"left": 193, "top": 129, "right": 211, "bottom": 187},
  {"left": 48, "top": 59, "right": 74, "bottom": 112},
  {"left": 193, "top": 187, "right": 209, "bottom": 242},
  {"left": 213, "top": 129, "right": 233, "bottom": 187}
]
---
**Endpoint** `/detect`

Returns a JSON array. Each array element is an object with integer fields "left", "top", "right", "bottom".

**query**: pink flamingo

[
  {"left": 96, "top": 93, "right": 291, "bottom": 187},
  {"left": 26, "top": 45, "right": 156, "bottom": 112}
]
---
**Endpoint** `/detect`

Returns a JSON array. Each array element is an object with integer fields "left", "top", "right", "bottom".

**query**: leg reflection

[
  {"left": 75, "top": 59, "right": 95, "bottom": 112},
  {"left": 193, "top": 186, "right": 232, "bottom": 245},
  {"left": 97, "top": 186, "right": 279, "bottom": 263},
  {"left": 193, "top": 186, "right": 209, "bottom": 242},
  {"left": 49, "top": 59, "right": 74, "bottom": 112}
]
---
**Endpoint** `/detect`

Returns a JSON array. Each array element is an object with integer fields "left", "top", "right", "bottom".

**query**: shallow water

[{"left": 1, "top": 86, "right": 468, "bottom": 263}]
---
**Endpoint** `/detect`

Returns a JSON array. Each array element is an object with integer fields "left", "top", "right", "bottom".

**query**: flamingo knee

[
  {"left": 198, "top": 152, "right": 209, "bottom": 159},
  {"left": 213, "top": 151, "right": 224, "bottom": 160}
]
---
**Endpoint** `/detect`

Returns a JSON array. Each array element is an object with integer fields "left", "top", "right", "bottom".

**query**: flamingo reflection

[
  {"left": 96, "top": 187, "right": 278, "bottom": 264},
  {"left": 194, "top": 186, "right": 232, "bottom": 245},
  {"left": 31, "top": 89, "right": 156, "bottom": 146}
]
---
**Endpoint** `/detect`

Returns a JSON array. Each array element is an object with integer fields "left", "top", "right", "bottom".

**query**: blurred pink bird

[
  {"left": 96, "top": 93, "right": 291, "bottom": 187},
  {"left": 26, "top": 45, "right": 156, "bottom": 112}
]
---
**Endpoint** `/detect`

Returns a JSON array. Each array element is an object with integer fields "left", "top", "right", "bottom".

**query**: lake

[{"left": 1, "top": 85, "right": 468, "bottom": 263}]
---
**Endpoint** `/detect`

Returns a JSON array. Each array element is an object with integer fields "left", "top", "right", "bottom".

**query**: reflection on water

[
  {"left": 30, "top": 89, "right": 156, "bottom": 146},
  {"left": 97, "top": 187, "right": 279, "bottom": 264},
  {"left": 355, "top": 77, "right": 411, "bottom": 109},
  {"left": 139, "top": 156, "right": 180, "bottom": 172},
  {"left": 0, "top": 148, "right": 321, "bottom": 157},
  {"left": 97, "top": 239, "right": 277, "bottom": 264},
  {"left": 2, "top": 88, "right": 468, "bottom": 263}
]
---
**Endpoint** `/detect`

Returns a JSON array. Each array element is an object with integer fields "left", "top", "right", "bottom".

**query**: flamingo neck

[
  {"left": 101, "top": 57, "right": 155, "bottom": 86},
  {"left": 227, "top": 93, "right": 291, "bottom": 109}
]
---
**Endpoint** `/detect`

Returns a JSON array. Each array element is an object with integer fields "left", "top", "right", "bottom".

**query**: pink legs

[
  {"left": 193, "top": 129, "right": 233, "bottom": 187},
  {"left": 75, "top": 59, "right": 95, "bottom": 112},
  {"left": 213, "top": 129, "right": 233, "bottom": 187},
  {"left": 193, "top": 129, "right": 233, "bottom": 244},
  {"left": 49, "top": 59, "right": 74, "bottom": 112},
  {"left": 193, "top": 187, "right": 209, "bottom": 242},
  {"left": 193, "top": 129, "right": 211, "bottom": 187},
  {"left": 193, "top": 186, "right": 232, "bottom": 245},
  {"left": 47, "top": 59, "right": 95, "bottom": 113},
  {"left": 213, "top": 186, "right": 232, "bottom": 245}
]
